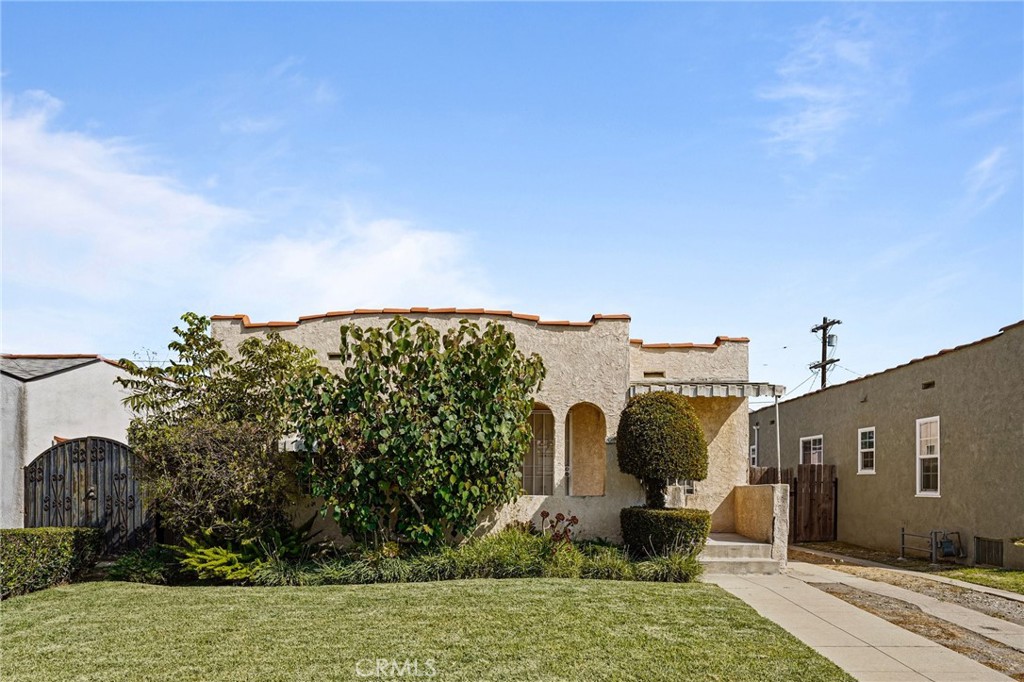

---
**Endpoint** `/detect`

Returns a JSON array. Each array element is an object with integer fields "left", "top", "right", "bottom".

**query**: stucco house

[
  {"left": 749, "top": 321, "right": 1024, "bottom": 569},
  {"left": 1, "top": 354, "right": 134, "bottom": 528},
  {"left": 212, "top": 308, "right": 788, "bottom": 569}
]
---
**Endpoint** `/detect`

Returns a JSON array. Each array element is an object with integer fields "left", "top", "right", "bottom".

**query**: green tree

[
  {"left": 118, "top": 313, "right": 322, "bottom": 542},
  {"left": 287, "top": 316, "right": 545, "bottom": 548},
  {"left": 616, "top": 392, "right": 708, "bottom": 509},
  {"left": 118, "top": 311, "right": 320, "bottom": 432}
]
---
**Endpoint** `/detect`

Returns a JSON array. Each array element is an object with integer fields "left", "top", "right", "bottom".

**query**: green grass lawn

[
  {"left": 935, "top": 567, "right": 1024, "bottom": 595},
  {"left": 1, "top": 579, "right": 852, "bottom": 682}
]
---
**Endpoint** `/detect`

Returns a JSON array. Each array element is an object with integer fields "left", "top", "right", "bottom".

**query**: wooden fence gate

[
  {"left": 24, "top": 437, "right": 151, "bottom": 552},
  {"left": 750, "top": 464, "right": 837, "bottom": 543}
]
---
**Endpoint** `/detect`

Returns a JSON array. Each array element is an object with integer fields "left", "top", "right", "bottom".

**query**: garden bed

[{"left": 1, "top": 579, "right": 852, "bottom": 681}]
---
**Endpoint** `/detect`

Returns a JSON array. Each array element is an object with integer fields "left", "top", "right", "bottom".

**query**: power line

[
  {"left": 837, "top": 364, "right": 864, "bottom": 377},
  {"left": 783, "top": 371, "right": 820, "bottom": 397},
  {"left": 749, "top": 370, "right": 820, "bottom": 408}
]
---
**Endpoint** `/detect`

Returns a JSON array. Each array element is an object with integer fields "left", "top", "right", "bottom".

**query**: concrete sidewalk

[
  {"left": 788, "top": 562, "right": 1024, "bottom": 653},
  {"left": 707, "top": 568, "right": 1012, "bottom": 681}
]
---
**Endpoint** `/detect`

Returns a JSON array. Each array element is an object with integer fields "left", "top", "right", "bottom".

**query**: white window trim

[
  {"left": 668, "top": 478, "right": 695, "bottom": 495},
  {"left": 799, "top": 435, "right": 823, "bottom": 465},
  {"left": 750, "top": 426, "right": 759, "bottom": 467},
  {"left": 857, "top": 426, "right": 876, "bottom": 475},
  {"left": 915, "top": 416, "right": 940, "bottom": 497}
]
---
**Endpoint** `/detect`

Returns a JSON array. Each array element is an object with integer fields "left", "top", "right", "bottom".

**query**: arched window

[
  {"left": 567, "top": 402, "right": 606, "bottom": 496},
  {"left": 523, "top": 405, "right": 554, "bottom": 495}
]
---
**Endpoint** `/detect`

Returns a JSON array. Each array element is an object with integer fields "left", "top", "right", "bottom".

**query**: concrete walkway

[
  {"left": 788, "top": 562, "right": 1024, "bottom": 653},
  {"left": 707, "top": 566, "right": 1013, "bottom": 681}
]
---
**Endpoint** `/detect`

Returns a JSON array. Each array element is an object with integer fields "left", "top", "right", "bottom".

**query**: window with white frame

[
  {"left": 916, "top": 416, "right": 940, "bottom": 496},
  {"left": 667, "top": 478, "right": 695, "bottom": 494},
  {"left": 858, "top": 427, "right": 875, "bottom": 474},
  {"left": 750, "top": 426, "right": 759, "bottom": 467},
  {"left": 523, "top": 409, "right": 554, "bottom": 495},
  {"left": 800, "top": 435, "right": 823, "bottom": 465}
]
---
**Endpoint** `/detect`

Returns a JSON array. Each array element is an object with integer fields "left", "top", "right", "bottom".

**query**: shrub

[
  {"left": 544, "top": 543, "right": 585, "bottom": 579},
  {"left": 1, "top": 528, "right": 102, "bottom": 598},
  {"left": 119, "top": 313, "right": 322, "bottom": 546},
  {"left": 371, "top": 557, "right": 413, "bottom": 583},
  {"left": 251, "top": 557, "right": 322, "bottom": 587},
  {"left": 580, "top": 545, "right": 634, "bottom": 581},
  {"left": 177, "top": 519, "right": 326, "bottom": 584},
  {"left": 288, "top": 316, "right": 545, "bottom": 548},
  {"left": 337, "top": 560, "right": 379, "bottom": 585},
  {"left": 129, "top": 419, "right": 295, "bottom": 544},
  {"left": 177, "top": 536, "right": 264, "bottom": 583},
  {"left": 620, "top": 507, "right": 711, "bottom": 558},
  {"left": 407, "top": 549, "right": 459, "bottom": 582},
  {"left": 634, "top": 551, "right": 703, "bottom": 583},
  {"left": 107, "top": 545, "right": 180, "bottom": 585},
  {"left": 616, "top": 392, "right": 707, "bottom": 508},
  {"left": 454, "top": 528, "right": 548, "bottom": 579}
]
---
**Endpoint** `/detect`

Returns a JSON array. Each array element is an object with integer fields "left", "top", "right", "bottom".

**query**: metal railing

[{"left": 899, "top": 527, "right": 965, "bottom": 565}]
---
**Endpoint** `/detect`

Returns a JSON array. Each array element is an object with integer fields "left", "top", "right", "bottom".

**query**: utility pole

[{"left": 810, "top": 316, "right": 842, "bottom": 389}]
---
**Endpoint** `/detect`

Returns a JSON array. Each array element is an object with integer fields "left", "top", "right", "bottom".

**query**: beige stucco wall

[
  {"left": 750, "top": 322, "right": 1024, "bottom": 569},
  {"left": 0, "top": 361, "right": 133, "bottom": 528},
  {"left": 213, "top": 312, "right": 754, "bottom": 542},
  {"left": 734, "top": 484, "right": 788, "bottom": 564},
  {"left": 734, "top": 485, "right": 774, "bottom": 542},
  {"left": 629, "top": 341, "right": 749, "bottom": 382},
  {"left": 665, "top": 396, "right": 749, "bottom": 533}
]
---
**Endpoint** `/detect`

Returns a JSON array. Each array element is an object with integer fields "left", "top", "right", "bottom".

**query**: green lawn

[
  {"left": 935, "top": 567, "right": 1024, "bottom": 595},
  {"left": 1, "top": 579, "right": 852, "bottom": 682}
]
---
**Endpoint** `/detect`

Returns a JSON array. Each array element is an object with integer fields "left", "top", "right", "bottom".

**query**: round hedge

[
  {"left": 620, "top": 507, "right": 711, "bottom": 558},
  {"left": 616, "top": 392, "right": 708, "bottom": 482}
]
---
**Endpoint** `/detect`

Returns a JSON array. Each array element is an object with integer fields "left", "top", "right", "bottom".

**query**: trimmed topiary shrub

[
  {"left": 616, "top": 392, "right": 707, "bottom": 508},
  {"left": 620, "top": 507, "right": 711, "bottom": 558},
  {"left": 1, "top": 527, "right": 102, "bottom": 598}
]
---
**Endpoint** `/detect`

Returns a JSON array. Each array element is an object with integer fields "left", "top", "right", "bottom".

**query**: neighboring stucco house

[
  {"left": 749, "top": 321, "right": 1024, "bottom": 569},
  {"left": 1, "top": 354, "right": 134, "bottom": 528},
  {"left": 212, "top": 308, "right": 787, "bottom": 558}
]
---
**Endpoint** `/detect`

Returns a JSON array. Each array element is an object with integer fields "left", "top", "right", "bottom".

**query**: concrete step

[
  {"left": 701, "top": 542, "right": 773, "bottom": 560},
  {"left": 699, "top": 533, "right": 779, "bottom": 574},
  {"left": 700, "top": 557, "right": 781, "bottom": 575}
]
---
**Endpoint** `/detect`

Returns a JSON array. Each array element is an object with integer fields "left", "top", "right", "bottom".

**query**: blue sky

[{"left": 2, "top": 2, "right": 1021, "bottom": 404}]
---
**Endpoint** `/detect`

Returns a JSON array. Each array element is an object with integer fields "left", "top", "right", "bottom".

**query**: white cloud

[
  {"left": 964, "top": 147, "right": 1010, "bottom": 211},
  {"left": 1, "top": 89, "right": 491, "bottom": 353},
  {"left": 2, "top": 91, "right": 246, "bottom": 301},
  {"left": 759, "top": 15, "right": 906, "bottom": 162},
  {"left": 213, "top": 216, "right": 493, "bottom": 320}
]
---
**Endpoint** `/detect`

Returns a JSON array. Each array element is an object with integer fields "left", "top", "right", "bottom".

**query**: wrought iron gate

[{"left": 24, "top": 437, "right": 151, "bottom": 551}]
